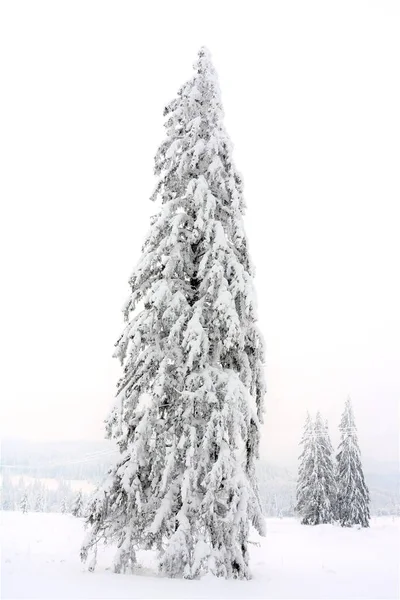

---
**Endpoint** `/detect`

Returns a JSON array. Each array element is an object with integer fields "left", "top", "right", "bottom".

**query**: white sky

[{"left": 1, "top": 1, "right": 399, "bottom": 466}]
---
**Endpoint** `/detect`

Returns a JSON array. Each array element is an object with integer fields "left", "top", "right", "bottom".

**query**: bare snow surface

[{"left": 1, "top": 512, "right": 399, "bottom": 599}]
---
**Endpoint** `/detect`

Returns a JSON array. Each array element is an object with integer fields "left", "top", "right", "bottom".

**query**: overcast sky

[{"left": 1, "top": 1, "right": 399, "bottom": 466}]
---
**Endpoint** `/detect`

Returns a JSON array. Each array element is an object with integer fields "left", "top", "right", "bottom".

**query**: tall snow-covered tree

[
  {"left": 81, "top": 47, "right": 266, "bottom": 580},
  {"left": 72, "top": 490, "right": 84, "bottom": 517},
  {"left": 336, "top": 397, "right": 370, "bottom": 527},
  {"left": 295, "top": 412, "right": 335, "bottom": 524}
]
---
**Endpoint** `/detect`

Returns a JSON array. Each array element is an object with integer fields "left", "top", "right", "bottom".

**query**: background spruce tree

[
  {"left": 34, "top": 492, "right": 45, "bottom": 512},
  {"left": 72, "top": 490, "right": 84, "bottom": 518},
  {"left": 314, "top": 412, "right": 336, "bottom": 523},
  {"left": 60, "top": 497, "right": 68, "bottom": 514},
  {"left": 295, "top": 412, "right": 335, "bottom": 525},
  {"left": 81, "top": 47, "right": 266, "bottom": 580},
  {"left": 336, "top": 397, "right": 370, "bottom": 527},
  {"left": 295, "top": 412, "right": 314, "bottom": 523},
  {"left": 323, "top": 418, "right": 337, "bottom": 519},
  {"left": 20, "top": 492, "right": 29, "bottom": 514}
]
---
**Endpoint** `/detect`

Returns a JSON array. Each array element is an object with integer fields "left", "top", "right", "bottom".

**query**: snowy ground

[{"left": 1, "top": 512, "right": 399, "bottom": 599}]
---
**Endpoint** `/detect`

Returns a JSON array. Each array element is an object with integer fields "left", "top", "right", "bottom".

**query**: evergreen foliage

[{"left": 81, "top": 47, "right": 266, "bottom": 580}]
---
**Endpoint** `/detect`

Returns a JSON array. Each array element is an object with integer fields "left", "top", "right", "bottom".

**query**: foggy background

[{"left": 1, "top": 0, "right": 399, "bottom": 468}]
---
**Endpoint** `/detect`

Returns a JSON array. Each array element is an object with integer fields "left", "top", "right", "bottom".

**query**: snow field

[{"left": 1, "top": 512, "right": 399, "bottom": 599}]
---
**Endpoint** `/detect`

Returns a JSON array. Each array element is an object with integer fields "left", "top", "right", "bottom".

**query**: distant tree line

[
  {"left": 2, "top": 457, "right": 398, "bottom": 518},
  {"left": 1, "top": 474, "right": 88, "bottom": 515}
]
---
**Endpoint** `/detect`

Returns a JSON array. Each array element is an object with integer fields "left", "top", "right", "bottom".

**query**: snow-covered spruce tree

[
  {"left": 295, "top": 413, "right": 335, "bottom": 524},
  {"left": 295, "top": 412, "right": 314, "bottom": 523},
  {"left": 34, "top": 492, "right": 45, "bottom": 512},
  {"left": 336, "top": 397, "right": 370, "bottom": 527},
  {"left": 72, "top": 490, "right": 84, "bottom": 517},
  {"left": 81, "top": 47, "right": 266, "bottom": 580},
  {"left": 314, "top": 413, "right": 336, "bottom": 522},
  {"left": 61, "top": 497, "right": 68, "bottom": 514},
  {"left": 323, "top": 418, "right": 337, "bottom": 519},
  {"left": 20, "top": 492, "right": 29, "bottom": 514}
]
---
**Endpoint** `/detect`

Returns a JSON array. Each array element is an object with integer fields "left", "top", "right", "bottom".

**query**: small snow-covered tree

[
  {"left": 81, "top": 47, "right": 266, "bottom": 580},
  {"left": 72, "top": 490, "right": 84, "bottom": 517},
  {"left": 20, "top": 492, "right": 29, "bottom": 514},
  {"left": 336, "top": 397, "right": 370, "bottom": 527},
  {"left": 34, "top": 492, "right": 45, "bottom": 512},
  {"left": 1, "top": 473, "right": 15, "bottom": 510},
  {"left": 288, "top": 497, "right": 295, "bottom": 516},
  {"left": 61, "top": 497, "right": 69, "bottom": 514},
  {"left": 295, "top": 412, "right": 335, "bottom": 525}
]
